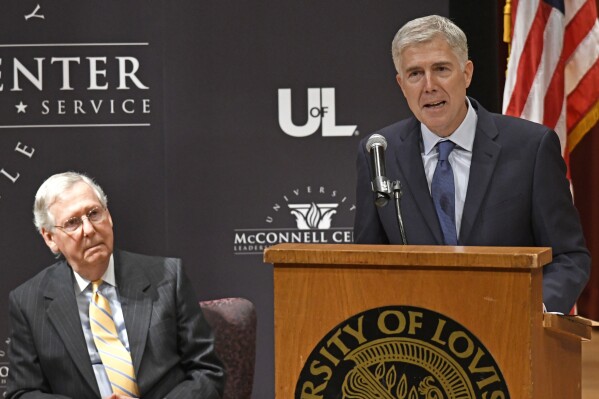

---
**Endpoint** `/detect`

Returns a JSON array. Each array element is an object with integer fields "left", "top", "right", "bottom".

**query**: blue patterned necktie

[{"left": 431, "top": 140, "right": 458, "bottom": 245}]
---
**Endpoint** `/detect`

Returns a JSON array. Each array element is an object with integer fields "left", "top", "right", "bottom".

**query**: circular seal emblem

[{"left": 295, "top": 305, "right": 509, "bottom": 399}]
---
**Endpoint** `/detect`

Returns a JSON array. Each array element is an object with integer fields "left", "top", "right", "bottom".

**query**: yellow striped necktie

[{"left": 89, "top": 279, "right": 140, "bottom": 397}]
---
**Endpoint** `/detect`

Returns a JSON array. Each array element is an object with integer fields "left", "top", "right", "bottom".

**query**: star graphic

[{"left": 15, "top": 101, "right": 28, "bottom": 114}]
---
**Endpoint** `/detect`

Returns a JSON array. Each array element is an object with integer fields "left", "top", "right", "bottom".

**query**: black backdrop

[{"left": 0, "top": 1, "right": 504, "bottom": 396}]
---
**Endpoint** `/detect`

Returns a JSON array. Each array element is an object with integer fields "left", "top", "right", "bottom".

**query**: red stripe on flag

[
  {"left": 510, "top": 0, "right": 520, "bottom": 42},
  {"left": 567, "top": 60, "right": 599, "bottom": 131},
  {"left": 563, "top": 1, "right": 596, "bottom": 60},
  {"left": 543, "top": 54, "right": 565, "bottom": 129},
  {"left": 505, "top": 2, "right": 554, "bottom": 117}
]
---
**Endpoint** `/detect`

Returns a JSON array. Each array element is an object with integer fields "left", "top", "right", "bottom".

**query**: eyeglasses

[{"left": 54, "top": 207, "right": 106, "bottom": 233}]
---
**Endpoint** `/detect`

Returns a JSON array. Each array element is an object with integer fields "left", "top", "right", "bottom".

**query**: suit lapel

[
  {"left": 459, "top": 100, "right": 501, "bottom": 243},
  {"left": 394, "top": 119, "right": 444, "bottom": 244},
  {"left": 114, "top": 251, "right": 152, "bottom": 374},
  {"left": 44, "top": 262, "right": 100, "bottom": 397}
]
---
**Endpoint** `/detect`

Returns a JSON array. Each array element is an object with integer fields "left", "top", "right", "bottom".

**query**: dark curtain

[{"left": 571, "top": 124, "right": 599, "bottom": 320}]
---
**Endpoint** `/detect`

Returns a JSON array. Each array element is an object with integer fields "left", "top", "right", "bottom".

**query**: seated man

[{"left": 7, "top": 171, "right": 224, "bottom": 399}]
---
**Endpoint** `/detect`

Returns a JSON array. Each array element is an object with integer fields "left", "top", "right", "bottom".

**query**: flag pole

[{"left": 503, "top": 0, "right": 512, "bottom": 72}]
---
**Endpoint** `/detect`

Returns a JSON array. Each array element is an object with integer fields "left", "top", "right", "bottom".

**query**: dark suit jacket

[
  {"left": 6, "top": 250, "right": 225, "bottom": 399},
  {"left": 354, "top": 98, "right": 590, "bottom": 314}
]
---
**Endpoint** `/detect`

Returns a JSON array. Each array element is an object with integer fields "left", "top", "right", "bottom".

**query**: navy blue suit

[{"left": 354, "top": 98, "right": 590, "bottom": 314}]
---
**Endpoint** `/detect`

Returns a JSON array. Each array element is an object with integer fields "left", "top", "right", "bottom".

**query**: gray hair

[
  {"left": 391, "top": 15, "right": 469, "bottom": 74},
  {"left": 33, "top": 171, "right": 108, "bottom": 233}
]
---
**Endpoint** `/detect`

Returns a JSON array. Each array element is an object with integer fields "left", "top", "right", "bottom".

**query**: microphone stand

[
  {"left": 391, "top": 180, "right": 407, "bottom": 245},
  {"left": 372, "top": 178, "right": 407, "bottom": 245},
  {"left": 366, "top": 134, "right": 406, "bottom": 244}
]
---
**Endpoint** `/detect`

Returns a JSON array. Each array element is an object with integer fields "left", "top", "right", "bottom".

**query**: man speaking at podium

[
  {"left": 354, "top": 15, "right": 590, "bottom": 315},
  {"left": 6, "top": 172, "right": 224, "bottom": 399}
]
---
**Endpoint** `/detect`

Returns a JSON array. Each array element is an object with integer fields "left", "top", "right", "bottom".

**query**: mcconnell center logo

[
  {"left": 233, "top": 185, "right": 355, "bottom": 255},
  {"left": 1, "top": 3, "right": 154, "bottom": 130},
  {"left": 0, "top": 49, "right": 152, "bottom": 126},
  {"left": 297, "top": 306, "right": 509, "bottom": 399}
]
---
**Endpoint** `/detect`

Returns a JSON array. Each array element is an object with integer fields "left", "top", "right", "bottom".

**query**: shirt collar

[
  {"left": 421, "top": 97, "right": 478, "bottom": 155},
  {"left": 73, "top": 254, "right": 116, "bottom": 294}
]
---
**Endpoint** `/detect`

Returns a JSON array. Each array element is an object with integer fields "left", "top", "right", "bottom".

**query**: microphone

[{"left": 366, "top": 134, "right": 391, "bottom": 207}]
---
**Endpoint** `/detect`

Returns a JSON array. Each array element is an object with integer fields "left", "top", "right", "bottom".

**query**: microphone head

[{"left": 366, "top": 134, "right": 387, "bottom": 152}]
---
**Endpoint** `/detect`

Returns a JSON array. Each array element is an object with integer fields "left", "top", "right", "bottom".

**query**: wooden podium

[{"left": 264, "top": 243, "right": 592, "bottom": 399}]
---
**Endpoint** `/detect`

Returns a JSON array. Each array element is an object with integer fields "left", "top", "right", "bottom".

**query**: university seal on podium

[{"left": 295, "top": 305, "right": 509, "bottom": 399}]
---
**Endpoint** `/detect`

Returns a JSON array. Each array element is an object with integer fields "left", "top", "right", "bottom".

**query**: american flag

[{"left": 502, "top": 0, "right": 599, "bottom": 165}]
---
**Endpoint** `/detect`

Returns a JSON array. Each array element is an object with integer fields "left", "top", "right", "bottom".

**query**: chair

[{"left": 200, "top": 297, "right": 257, "bottom": 399}]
